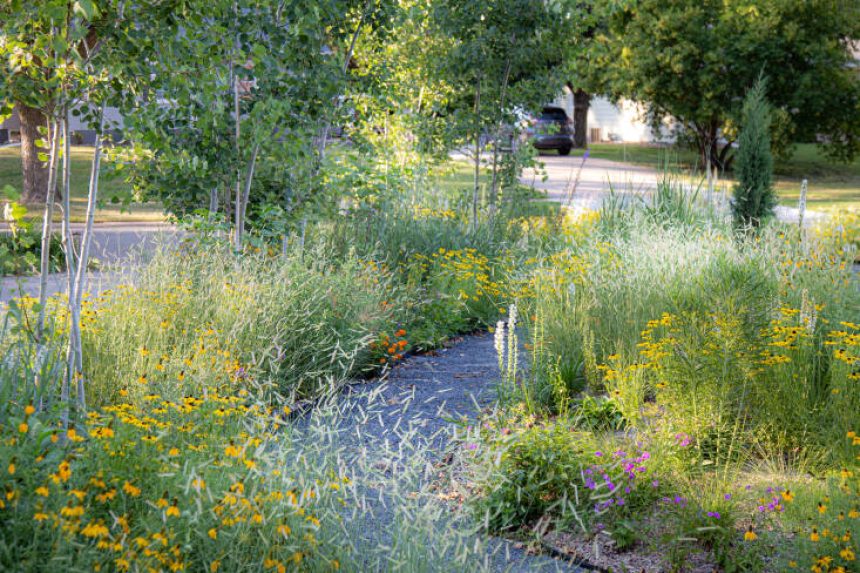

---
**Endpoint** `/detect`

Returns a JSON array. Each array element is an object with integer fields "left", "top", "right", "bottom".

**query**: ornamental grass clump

[{"left": 78, "top": 244, "right": 397, "bottom": 405}]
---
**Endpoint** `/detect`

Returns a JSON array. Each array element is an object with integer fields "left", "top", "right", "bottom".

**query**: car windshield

[{"left": 540, "top": 108, "right": 567, "bottom": 122}]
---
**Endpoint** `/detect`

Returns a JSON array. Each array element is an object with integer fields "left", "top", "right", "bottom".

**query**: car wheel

[{"left": 558, "top": 146, "right": 572, "bottom": 156}]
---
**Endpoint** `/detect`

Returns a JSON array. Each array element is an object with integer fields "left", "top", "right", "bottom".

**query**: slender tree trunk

[
  {"left": 471, "top": 77, "right": 482, "bottom": 232},
  {"left": 36, "top": 118, "right": 61, "bottom": 342},
  {"left": 233, "top": 77, "right": 243, "bottom": 253},
  {"left": 68, "top": 107, "right": 105, "bottom": 413},
  {"left": 18, "top": 103, "right": 50, "bottom": 204},
  {"left": 489, "top": 60, "right": 512, "bottom": 214},
  {"left": 317, "top": 0, "right": 371, "bottom": 163},
  {"left": 238, "top": 142, "right": 260, "bottom": 240},
  {"left": 573, "top": 89, "right": 590, "bottom": 149},
  {"left": 59, "top": 112, "right": 77, "bottom": 425}
]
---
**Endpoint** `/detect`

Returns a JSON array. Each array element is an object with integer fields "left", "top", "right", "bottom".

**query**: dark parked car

[{"left": 529, "top": 106, "right": 574, "bottom": 155}]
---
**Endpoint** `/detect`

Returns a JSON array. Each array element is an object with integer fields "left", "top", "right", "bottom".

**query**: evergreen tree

[{"left": 732, "top": 78, "right": 776, "bottom": 228}]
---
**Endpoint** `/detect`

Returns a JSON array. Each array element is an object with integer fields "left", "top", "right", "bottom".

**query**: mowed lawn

[
  {"left": 569, "top": 142, "right": 860, "bottom": 211},
  {"left": 0, "top": 146, "right": 164, "bottom": 223}
]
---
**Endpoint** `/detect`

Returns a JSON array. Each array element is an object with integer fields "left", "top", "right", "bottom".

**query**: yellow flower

[
  {"left": 810, "top": 528, "right": 820, "bottom": 542},
  {"left": 24, "top": 405, "right": 35, "bottom": 416},
  {"left": 122, "top": 481, "right": 141, "bottom": 497},
  {"left": 743, "top": 527, "right": 757, "bottom": 541},
  {"left": 208, "top": 528, "right": 217, "bottom": 540},
  {"left": 7, "top": 463, "right": 15, "bottom": 475},
  {"left": 139, "top": 346, "right": 150, "bottom": 357},
  {"left": 781, "top": 490, "right": 794, "bottom": 502},
  {"left": 166, "top": 503, "right": 180, "bottom": 518},
  {"left": 818, "top": 502, "right": 827, "bottom": 514},
  {"left": 18, "top": 422, "right": 28, "bottom": 434},
  {"left": 210, "top": 561, "right": 220, "bottom": 573},
  {"left": 169, "top": 447, "right": 180, "bottom": 456},
  {"left": 841, "top": 547, "right": 855, "bottom": 561},
  {"left": 192, "top": 478, "right": 205, "bottom": 491},
  {"left": 33, "top": 512, "right": 49, "bottom": 522},
  {"left": 35, "top": 486, "right": 49, "bottom": 497},
  {"left": 277, "top": 524, "right": 291, "bottom": 537}
]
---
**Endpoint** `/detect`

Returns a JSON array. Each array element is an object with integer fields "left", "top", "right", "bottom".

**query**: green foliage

[
  {"left": 733, "top": 79, "right": 776, "bottom": 227},
  {"left": 595, "top": 0, "right": 860, "bottom": 166},
  {"left": 0, "top": 229, "right": 64, "bottom": 276}
]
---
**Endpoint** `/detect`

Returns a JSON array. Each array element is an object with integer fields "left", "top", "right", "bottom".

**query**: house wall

[
  {"left": 0, "top": 106, "right": 124, "bottom": 144},
  {"left": 587, "top": 97, "right": 674, "bottom": 144},
  {"left": 551, "top": 92, "right": 673, "bottom": 144}
]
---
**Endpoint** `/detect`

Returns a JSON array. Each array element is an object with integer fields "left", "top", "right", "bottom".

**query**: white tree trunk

[{"left": 36, "top": 118, "right": 61, "bottom": 341}]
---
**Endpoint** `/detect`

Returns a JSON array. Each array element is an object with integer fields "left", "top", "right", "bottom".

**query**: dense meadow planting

[
  {"left": 0, "top": 185, "right": 858, "bottom": 571},
  {"left": 460, "top": 202, "right": 860, "bottom": 572}
]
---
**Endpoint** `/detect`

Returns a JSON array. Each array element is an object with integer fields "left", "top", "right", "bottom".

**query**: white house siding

[
  {"left": 551, "top": 91, "right": 674, "bottom": 144},
  {"left": 587, "top": 97, "right": 674, "bottom": 144},
  {"left": 1, "top": 106, "right": 124, "bottom": 144}
]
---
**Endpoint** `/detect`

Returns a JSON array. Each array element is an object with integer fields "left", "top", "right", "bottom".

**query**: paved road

[
  {"left": 1, "top": 223, "right": 178, "bottom": 303},
  {"left": 521, "top": 153, "right": 826, "bottom": 224}
]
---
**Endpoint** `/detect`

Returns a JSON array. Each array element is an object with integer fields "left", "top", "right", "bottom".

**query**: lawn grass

[
  {"left": 571, "top": 142, "right": 860, "bottom": 210},
  {"left": 0, "top": 145, "right": 164, "bottom": 223}
]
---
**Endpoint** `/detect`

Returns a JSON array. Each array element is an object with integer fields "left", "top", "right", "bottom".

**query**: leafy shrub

[
  {"left": 466, "top": 415, "right": 659, "bottom": 538},
  {"left": 0, "top": 229, "right": 65, "bottom": 276}
]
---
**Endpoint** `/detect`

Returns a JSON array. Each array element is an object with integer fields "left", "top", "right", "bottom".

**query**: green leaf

[
  {"left": 73, "top": 0, "right": 98, "bottom": 20},
  {"left": 1, "top": 185, "right": 21, "bottom": 201}
]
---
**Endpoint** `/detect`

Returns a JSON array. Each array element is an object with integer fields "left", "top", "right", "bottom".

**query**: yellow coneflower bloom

[
  {"left": 122, "top": 481, "right": 141, "bottom": 497},
  {"left": 24, "top": 404, "right": 35, "bottom": 416},
  {"left": 207, "top": 528, "right": 217, "bottom": 540},
  {"left": 743, "top": 526, "right": 757, "bottom": 541},
  {"left": 18, "top": 422, "right": 28, "bottom": 434},
  {"left": 810, "top": 528, "right": 820, "bottom": 542}
]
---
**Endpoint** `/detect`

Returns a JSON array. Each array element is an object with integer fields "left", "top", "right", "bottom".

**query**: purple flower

[
  {"left": 674, "top": 433, "right": 691, "bottom": 447},
  {"left": 652, "top": 480, "right": 659, "bottom": 488},
  {"left": 724, "top": 494, "right": 732, "bottom": 501},
  {"left": 594, "top": 451, "right": 603, "bottom": 457},
  {"left": 616, "top": 498, "right": 625, "bottom": 506},
  {"left": 465, "top": 443, "right": 478, "bottom": 450},
  {"left": 707, "top": 511, "right": 721, "bottom": 519}
]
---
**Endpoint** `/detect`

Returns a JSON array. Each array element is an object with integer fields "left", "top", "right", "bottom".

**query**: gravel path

[{"left": 305, "top": 333, "right": 582, "bottom": 572}]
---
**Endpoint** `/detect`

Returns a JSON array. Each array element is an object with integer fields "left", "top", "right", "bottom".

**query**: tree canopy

[{"left": 592, "top": 0, "right": 860, "bottom": 168}]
